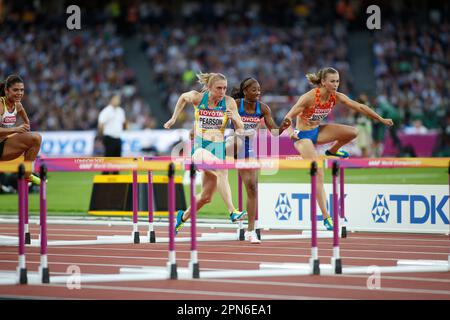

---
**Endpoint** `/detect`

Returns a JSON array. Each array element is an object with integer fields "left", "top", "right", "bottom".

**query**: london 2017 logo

[
  {"left": 275, "top": 193, "right": 292, "bottom": 220},
  {"left": 371, "top": 194, "right": 390, "bottom": 223}
]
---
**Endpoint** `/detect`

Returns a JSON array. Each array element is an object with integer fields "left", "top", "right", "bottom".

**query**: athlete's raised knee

[{"left": 31, "top": 133, "right": 42, "bottom": 146}]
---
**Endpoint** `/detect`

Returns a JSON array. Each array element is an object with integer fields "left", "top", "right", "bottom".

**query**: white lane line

[
  {"left": 0, "top": 250, "right": 441, "bottom": 264},
  {"left": 5, "top": 243, "right": 449, "bottom": 257},
  {"left": 335, "top": 274, "right": 450, "bottom": 283},
  {"left": 40, "top": 283, "right": 344, "bottom": 300},
  {"left": 198, "top": 278, "right": 450, "bottom": 296}
]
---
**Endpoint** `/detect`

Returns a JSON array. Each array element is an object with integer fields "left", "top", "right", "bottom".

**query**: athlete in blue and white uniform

[{"left": 227, "top": 77, "right": 290, "bottom": 243}]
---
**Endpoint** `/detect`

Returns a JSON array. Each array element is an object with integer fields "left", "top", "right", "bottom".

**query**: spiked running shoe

[
  {"left": 229, "top": 209, "right": 247, "bottom": 223},
  {"left": 325, "top": 149, "right": 349, "bottom": 158},
  {"left": 175, "top": 210, "right": 186, "bottom": 235},
  {"left": 26, "top": 173, "right": 44, "bottom": 186},
  {"left": 324, "top": 216, "right": 334, "bottom": 231}
]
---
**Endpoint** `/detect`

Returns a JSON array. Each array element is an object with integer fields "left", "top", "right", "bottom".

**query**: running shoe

[
  {"left": 244, "top": 230, "right": 261, "bottom": 244},
  {"left": 324, "top": 216, "right": 334, "bottom": 231},
  {"left": 325, "top": 149, "right": 349, "bottom": 158},
  {"left": 175, "top": 210, "right": 186, "bottom": 235},
  {"left": 229, "top": 209, "right": 247, "bottom": 223},
  {"left": 26, "top": 173, "right": 44, "bottom": 186}
]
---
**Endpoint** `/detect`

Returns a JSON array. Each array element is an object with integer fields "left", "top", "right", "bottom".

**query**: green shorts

[{"left": 192, "top": 136, "right": 226, "bottom": 160}]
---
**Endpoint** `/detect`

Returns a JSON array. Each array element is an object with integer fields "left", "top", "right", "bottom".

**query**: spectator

[{"left": 97, "top": 94, "right": 127, "bottom": 174}]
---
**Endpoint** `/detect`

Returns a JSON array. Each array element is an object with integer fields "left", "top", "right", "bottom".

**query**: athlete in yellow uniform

[{"left": 164, "top": 72, "right": 247, "bottom": 234}]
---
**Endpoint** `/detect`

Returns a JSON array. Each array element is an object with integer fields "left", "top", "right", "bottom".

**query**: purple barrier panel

[
  {"left": 383, "top": 131, "right": 439, "bottom": 157},
  {"left": 258, "top": 132, "right": 298, "bottom": 157}
]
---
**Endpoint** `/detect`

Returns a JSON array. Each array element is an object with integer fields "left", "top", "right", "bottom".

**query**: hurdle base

[
  {"left": 25, "top": 233, "right": 31, "bottom": 245},
  {"left": 39, "top": 267, "right": 50, "bottom": 284},
  {"left": 133, "top": 231, "right": 140, "bottom": 244},
  {"left": 341, "top": 226, "right": 347, "bottom": 238},
  {"left": 238, "top": 228, "right": 245, "bottom": 241},
  {"left": 17, "top": 268, "right": 27, "bottom": 284},
  {"left": 255, "top": 228, "right": 261, "bottom": 241},
  {"left": 189, "top": 262, "right": 200, "bottom": 279},
  {"left": 148, "top": 231, "right": 156, "bottom": 243},
  {"left": 167, "top": 263, "right": 178, "bottom": 280},
  {"left": 309, "top": 258, "right": 320, "bottom": 275},
  {"left": 331, "top": 258, "right": 342, "bottom": 274}
]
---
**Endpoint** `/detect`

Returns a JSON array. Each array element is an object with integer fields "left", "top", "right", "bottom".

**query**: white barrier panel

[
  {"left": 40, "top": 131, "right": 96, "bottom": 157},
  {"left": 39, "top": 129, "right": 190, "bottom": 157},
  {"left": 258, "top": 183, "right": 449, "bottom": 234}
]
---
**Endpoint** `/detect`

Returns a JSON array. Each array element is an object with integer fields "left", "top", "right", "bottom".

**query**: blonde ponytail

[
  {"left": 196, "top": 72, "right": 227, "bottom": 92},
  {"left": 305, "top": 67, "right": 338, "bottom": 86}
]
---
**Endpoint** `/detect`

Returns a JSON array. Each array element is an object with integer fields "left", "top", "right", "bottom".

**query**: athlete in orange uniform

[{"left": 283, "top": 67, "right": 393, "bottom": 230}]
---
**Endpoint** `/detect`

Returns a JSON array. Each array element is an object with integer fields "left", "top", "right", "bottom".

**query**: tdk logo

[
  {"left": 375, "top": 194, "right": 449, "bottom": 225},
  {"left": 371, "top": 194, "right": 390, "bottom": 223},
  {"left": 274, "top": 193, "right": 344, "bottom": 221},
  {"left": 275, "top": 193, "right": 292, "bottom": 220}
]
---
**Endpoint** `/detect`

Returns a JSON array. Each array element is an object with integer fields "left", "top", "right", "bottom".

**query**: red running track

[{"left": 0, "top": 223, "right": 449, "bottom": 300}]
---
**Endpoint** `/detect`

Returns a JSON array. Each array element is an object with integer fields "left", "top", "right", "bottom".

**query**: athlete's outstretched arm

[
  {"left": 260, "top": 103, "right": 290, "bottom": 135},
  {"left": 164, "top": 90, "right": 201, "bottom": 129},
  {"left": 226, "top": 97, "right": 244, "bottom": 132},
  {"left": 337, "top": 93, "right": 393, "bottom": 126},
  {"left": 282, "top": 93, "right": 311, "bottom": 124}
]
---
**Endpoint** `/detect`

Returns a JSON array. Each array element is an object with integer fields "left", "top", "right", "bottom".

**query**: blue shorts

[
  {"left": 192, "top": 136, "right": 226, "bottom": 160},
  {"left": 295, "top": 127, "right": 319, "bottom": 144},
  {"left": 227, "top": 135, "right": 255, "bottom": 159}
]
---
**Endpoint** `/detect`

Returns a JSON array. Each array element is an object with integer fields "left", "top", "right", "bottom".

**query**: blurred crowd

[
  {"left": 140, "top": 21, "right": 353, "bottom": 127},
  {"left": 0, "top": 20, "right": 156, "bottom": 132}
]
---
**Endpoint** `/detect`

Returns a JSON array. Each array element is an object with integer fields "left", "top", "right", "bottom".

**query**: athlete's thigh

[
  {"left": 293, "top": 139, "right": 318, "bottom": 159},
  {"left": 317, "top": 123, "right": 357, "bottom": 145},
  {"left": 0, "top": 134, "right": 31, "bottom": 160}
]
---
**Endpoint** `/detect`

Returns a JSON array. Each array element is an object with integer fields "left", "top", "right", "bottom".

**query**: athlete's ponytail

[
  {"left": 0, "top": 75, "right": 24, "bottom": 97},
  {"left": 196, "top": 72, "right": 227, "bottom": 92},
  {"left": 230, "top": 77, "right": 257, "bottom": 99},
  {"left": 306, "top": 67, "right": 338, "bottom": 86}
]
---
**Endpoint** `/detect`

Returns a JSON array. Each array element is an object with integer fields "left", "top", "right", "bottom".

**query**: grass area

[{"left": 0, "top": 168, "right": 447, "bottom": 219}]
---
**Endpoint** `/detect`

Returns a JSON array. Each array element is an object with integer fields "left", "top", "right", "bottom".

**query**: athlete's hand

[
  {"left": 279, "top": 118, "right": 292, "bottom": 132},
  {"left": 163, "top": 118, "right": 176, "bottom": 129},
  {"left": 382, "top": 118, "right": 394, "bottom": 126},
  {"left": 290, "top": 129, "right": 300, "bottom": 141},
  {"left": 226, "top": 110, "right": 237, "bottom": 121},
  {"left": 16, "top": 124, "right": 29, "bottom": 133}
]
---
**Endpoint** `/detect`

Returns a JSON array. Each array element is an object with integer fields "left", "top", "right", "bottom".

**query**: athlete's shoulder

[
  {"left": 15, "top": 102, "right": 24, "bottom": 112},
  {"left": 225, "top": 95, "right": 237, "bottom": 107},
  {"left": 259, "top": 101, "right": 271, "bottom": 113},
  {"left": 298, "top": 88, "right": 316, "bottom": 105},
  {"left": 335, "top": 91, "right": 349, "bottom": 102},
  {"left": 184, "top": 90, "right": 203, "bottom": 105}
]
